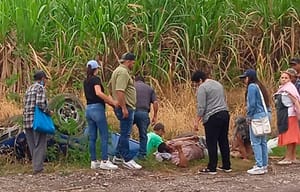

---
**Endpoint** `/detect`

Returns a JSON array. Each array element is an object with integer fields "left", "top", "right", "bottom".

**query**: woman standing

[
  {"left": 239, "top": 69, "right": 270, "bottom": 175},
  {"left": 274, "top": 69, "right": 300, "bottom": 165},
  {"left": 84, "top": 60, "right": 118, "bottom": 170}
]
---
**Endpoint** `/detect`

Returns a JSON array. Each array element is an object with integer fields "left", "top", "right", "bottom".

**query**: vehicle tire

[{"left": 48, "top": 93, "right": 85, "bottom": 135}]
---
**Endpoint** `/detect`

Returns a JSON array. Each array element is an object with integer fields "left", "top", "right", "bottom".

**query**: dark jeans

[
  {"left": 133, "top": 110, "right": 150, "bottom": 157},
  {"left": 204, "top": 110, "right": 231, "bottom": 171},
  {"left": 114, "top": 107, "right": 135, "bottom": 162}
]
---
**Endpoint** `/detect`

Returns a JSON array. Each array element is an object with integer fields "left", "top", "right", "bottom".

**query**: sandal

[
  {"left": 277, "top": 159, "right": 292, "bottom": 165},
  {"left": 292, "top": 159, "right": 300, "bottom": 164},
  {"left": 198, "top": 168, "right": 217, "bottom": 175}
]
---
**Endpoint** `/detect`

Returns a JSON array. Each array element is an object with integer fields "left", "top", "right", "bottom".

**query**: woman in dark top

[{"left": 84, "top": 60, "right": 118, "bottom": 170}]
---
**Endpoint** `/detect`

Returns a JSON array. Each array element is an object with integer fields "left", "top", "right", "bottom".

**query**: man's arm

[
  {"left": 174, "top": 143, "right": 188, "bottom": 168},
  {"left": 116, "top": 90, "right": 128, "bottom": 118},
  {"left": 151, "top": 101, "right": 158, "bottom": 125},
  {"left": 168, "top": 135, "right": 199, "bottom": 144}
]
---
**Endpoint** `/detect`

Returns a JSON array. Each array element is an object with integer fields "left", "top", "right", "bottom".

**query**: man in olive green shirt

[{"left": 111, "top": 52, "right": 142, "bottom": 170}]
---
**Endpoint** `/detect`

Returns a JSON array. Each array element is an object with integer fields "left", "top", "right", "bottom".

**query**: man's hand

[
  {"left": 194, "top": 123, "right": 199, "bottom": 132},
  {"left": 151, "top": 115, "right": 158, "bottom": 126},
  {"left": 122, "top": 107, "right": 129, "bottom": 119},
  {"left": 194, "top": 116, "right": 202, "bottom": 131},
  {"left": 111, "top": 99, "right": 119, "bottom": 108}
]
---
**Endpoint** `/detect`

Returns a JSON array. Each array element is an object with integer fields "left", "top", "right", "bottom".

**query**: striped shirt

[{"left": 23, "top": 82, "right": 49, "bottom": 129}]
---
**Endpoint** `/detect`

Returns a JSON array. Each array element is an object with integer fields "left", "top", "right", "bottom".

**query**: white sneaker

[
  {"left": 112, "top": 156, "right": 124, "bottom": 164},
  {"left": 123, "top": 159, "right": 142, "bottom": 169},
  {"left": 100, "top": 160, "right": 118, "bottom": 170},
  {"left": 91, "top": 160, "right": 101, "bottom": 169},
  {"left": 263, "top": 166, "right": 268, "bottom": 173},
  {"left": 247, "top": 166, "right": 265, "bottom": 175}
]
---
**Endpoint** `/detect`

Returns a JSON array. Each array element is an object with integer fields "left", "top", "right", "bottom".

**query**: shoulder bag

[
  {"left": 251, "top": 85, "right": 271, "bottom": 136},
  {"left": 33, "top": 106, "right": 55, "bottom": 134}
]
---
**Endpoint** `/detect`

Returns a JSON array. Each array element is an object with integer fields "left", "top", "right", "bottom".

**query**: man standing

[
  {"left": 111, "top": 52, "right": 142, "bottom": 169},
  {"left": 23, "top": 70, "right": 51, "bottom": 174},
  {"left": 191, "top": 70, "right": 231, "bottom": 174},
  {"left": 289, "top": 58, "right": 300, "bottom": 93},
  {"left": 134, "top": 75, "right": 158, "bottom": 159}
]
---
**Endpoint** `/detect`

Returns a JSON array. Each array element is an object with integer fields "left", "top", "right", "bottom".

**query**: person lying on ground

[
  {"left": 156, "top": 135, "right": 205, "bottom": 168},
  {"left": 147, "top": 123, "right": 205, "bottom": 167}
]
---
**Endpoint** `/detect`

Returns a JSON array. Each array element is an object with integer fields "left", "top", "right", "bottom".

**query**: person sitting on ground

[
  {"left": 230, "top": 116, "right": 253, "bottom": 161},
  {"left": 147, "top": 123, "right": 205, "bottom": 167},
  {"left": 146, "top": 122, "right": 165, "bottom": 156}
]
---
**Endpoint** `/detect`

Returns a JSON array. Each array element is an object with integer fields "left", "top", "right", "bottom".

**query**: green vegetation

[
  {"left": 0, "top": 0, "right": 300, "bottom": 95},
  {"left": 1, "top": 0, "right": 300, "bottom": 175},
  {"left": 270, "top": 146, "right": 300, "bottom": 157}
]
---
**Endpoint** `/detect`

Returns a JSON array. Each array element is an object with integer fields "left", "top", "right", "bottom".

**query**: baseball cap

[
  {"left": 239, "top": 69, "right": 257, "bottom": 79},
  {"left": 290, "top": 58, "right": 300, "bottom": 65},
  {"left": 153, "top": 122, "right": 165, "bottom": 132},
  {"left": 33, "top": 70, "right": 48, "bottom": 81},
  {"left": 281, "top": 68, "right": 297, "bottom": 77},
  {"left": 86, "top": 60, "right": 100, "bottom": 69},
  {"left": 119, "top": 52, "right": 135, "bottom": 63}
]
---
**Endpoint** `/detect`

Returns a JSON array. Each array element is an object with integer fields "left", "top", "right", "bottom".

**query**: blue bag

[{"left": 33, "top": 106, "right": 55, "bottom": 134}]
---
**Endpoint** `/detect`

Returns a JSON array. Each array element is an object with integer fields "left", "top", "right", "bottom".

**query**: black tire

[
  {"left": 14, "top": 131, "right": 31, "bottom": 160},
  {"left": 48, "top": 93, "right": 85, "bottom": 135}
]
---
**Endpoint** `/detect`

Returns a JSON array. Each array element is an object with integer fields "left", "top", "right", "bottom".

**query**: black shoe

[
  {"left": 217, "top": 167, "right": 232, "bottom": 173},
  {"left": 198, "top": 168, "right": 217, "bottom": 175},
  {"left": 33, "top": 169, "right": 44, "bottom": 175}
]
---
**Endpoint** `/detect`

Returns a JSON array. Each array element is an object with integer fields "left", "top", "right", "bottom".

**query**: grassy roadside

[{"left": 1, "top": 146, "right": 299, "bottom": 176}]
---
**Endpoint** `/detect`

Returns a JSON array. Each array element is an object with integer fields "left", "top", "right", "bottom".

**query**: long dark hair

[
  {"left": 245, "top": 76, "right": 270, "bottom": 108},
  {"left": 86, "top": 65, "right": 96, "bottom": 81}
]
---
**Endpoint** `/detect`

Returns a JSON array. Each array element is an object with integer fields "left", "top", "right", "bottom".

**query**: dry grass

[
  {"left": 107, "top": 84, "right": 260, "bottom": 141},
  {"left": 0, "top": 85, "right": 277, "bottom": 142},
  {"left": 0, "top": 96, "right": 22, "bottom": 123}
]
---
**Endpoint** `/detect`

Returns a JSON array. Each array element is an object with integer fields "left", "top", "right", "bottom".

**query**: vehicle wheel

[
  {"left": 0, "top": 115, "right": 22, "bottom": 145},
  {"left": 48, "top": 94, "right": 85, "bottom": 135}
]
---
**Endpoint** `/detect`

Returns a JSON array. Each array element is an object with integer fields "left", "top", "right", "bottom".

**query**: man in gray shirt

[
  {"left": 134, "top": 75, "right": 158, "bottom": 159},
  {"left": 192, "top": 70, "right": 231, "bottom": 174}
]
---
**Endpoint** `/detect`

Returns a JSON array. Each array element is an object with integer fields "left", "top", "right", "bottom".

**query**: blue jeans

[
  {"left": 249, "top": 123, "right": 268, "bottom": 167},
  {"left": 114, "top": 107, "right": 135, "bottom": 162},
  {"left": 85, "top": 103, "right": 109, "bottom": 161},
  {"left": 133, "top": 110, "right": 150, "bottom": 157}
]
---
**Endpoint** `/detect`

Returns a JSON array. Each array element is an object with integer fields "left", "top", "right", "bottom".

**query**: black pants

[{"left": 204, "top": 110, "right": 231, "bottom": 171}]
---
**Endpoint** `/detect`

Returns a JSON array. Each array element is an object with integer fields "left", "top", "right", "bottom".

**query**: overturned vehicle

[
  {"left": 0, "top": 94, "right": 86, "bottom": 160},
  {"left": 0, "top": 94, "right": 139, "bottom": 161}
]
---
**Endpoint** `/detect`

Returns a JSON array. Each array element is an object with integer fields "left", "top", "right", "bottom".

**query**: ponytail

[{"left": 86, "top": 65, "right": 95, "bottom": 81}]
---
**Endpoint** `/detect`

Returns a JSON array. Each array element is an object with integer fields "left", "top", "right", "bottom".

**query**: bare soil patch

[{"left": 0, "top": 162, "right": 299, "bottom": 192}]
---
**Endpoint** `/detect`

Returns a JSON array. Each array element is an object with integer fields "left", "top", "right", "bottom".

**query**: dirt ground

[{"left": 0, "top": 162, "right": 299, "bottom": 192}]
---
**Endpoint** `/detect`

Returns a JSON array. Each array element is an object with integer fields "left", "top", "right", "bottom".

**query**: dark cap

[
  {"left": 290, "top": 57, "right": 300, "bottom": 65},
  {"left": 119, "top": 52, "right": 135, "bottom": 62},
  {"left": 153, "top": 122, "right": 165, "bottom": 132},
  {"left": 34, "top": 70, "right": 48, "bottom": 81},
  {"left": 239, "top": 69, "right": 257, "bottom": 79}
]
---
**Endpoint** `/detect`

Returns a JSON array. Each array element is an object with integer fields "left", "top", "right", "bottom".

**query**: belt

[{"left": 136, "top": 107, "right": 149, "bottom": 112}]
